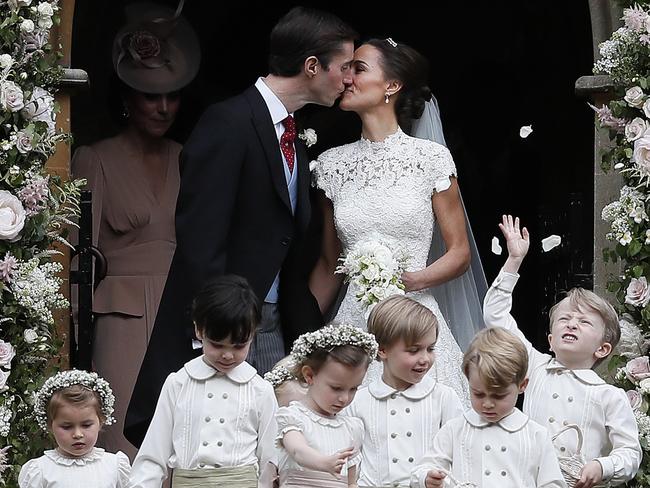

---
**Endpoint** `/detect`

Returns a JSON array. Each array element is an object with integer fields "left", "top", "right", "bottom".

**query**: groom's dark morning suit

[{"left": 124, "top": 85, "right": 324, "bottom": 446}]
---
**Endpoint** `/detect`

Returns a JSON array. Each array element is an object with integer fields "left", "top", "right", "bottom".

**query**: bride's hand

[{"left": 401, "top": 271, "right": 424, "bottom": 292}]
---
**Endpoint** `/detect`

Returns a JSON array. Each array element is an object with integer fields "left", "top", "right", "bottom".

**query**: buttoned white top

[
  {"left": 128, "top": 357, "right": 277, "bottom": 488},
  {"left": 275, "top": 401, "right": 364, "bottom": 482},
  {"left": 344, "top": 374, "right": 463, "bottom": 487},
  {"left": 18, "top": 448, "right": 130, "bottom": 488},
  {"left": 483, "top": 269, "right": 642, "bottom": 485},
  {"left": 411, "top": 408, "right": 566, "bottom": 488}
]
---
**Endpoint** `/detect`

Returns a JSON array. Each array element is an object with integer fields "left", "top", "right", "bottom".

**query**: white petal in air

[
  {"left": 491, "top": 237, "right": 502, "bottom": 255},
  {"left": 309, "top": 161, "right": 318, "bottom": 172},
  {"left": 519, "top": 125, "right": 533, "bottom": 138},
  {"left": 542, "top": 234, "right": 561, "bottom": 252}
]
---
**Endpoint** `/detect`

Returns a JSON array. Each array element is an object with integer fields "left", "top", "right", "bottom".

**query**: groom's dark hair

[{"left": 268, "top": 6, "right": 358, "bottom": 77}]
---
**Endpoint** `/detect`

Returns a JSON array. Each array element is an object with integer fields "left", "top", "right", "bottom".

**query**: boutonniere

[{"left": 298, "top": 128, "right": 317, "bottom": 147}]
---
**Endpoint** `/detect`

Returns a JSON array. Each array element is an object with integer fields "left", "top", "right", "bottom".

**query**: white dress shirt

[
  {"left": 483, "top": 269, "right": 642, "bottom": 485},
  {"left": 344, "top": 374, "right": 463, "bottom": 487},
  {"left": 129, "top": 357, "right": 277, "bottom": 487},
  {"left": 412, "top": 408, "right": 567, "bottom": 488}
]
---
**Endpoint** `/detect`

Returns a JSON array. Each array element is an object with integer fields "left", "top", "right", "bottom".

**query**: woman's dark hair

[
  {"left": 192, "top": 275, "right": 261, "bottom": 344},
  {"left": 364, "top": 38, "right": 432, "bottom": 132},
  {"left": 268, "top": 6, "right": 358, "bottom": 77},
  {"left": 292, "top": 345, "right": 372, "bottom": 382}
]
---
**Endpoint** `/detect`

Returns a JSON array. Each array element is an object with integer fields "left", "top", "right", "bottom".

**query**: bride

[{"left": 310, "top": 38, "right": 485, "bottom": 405}]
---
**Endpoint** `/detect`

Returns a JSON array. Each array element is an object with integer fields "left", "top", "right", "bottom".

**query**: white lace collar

[
  {"left": 44, "top": 448, "right": 105, "bottom": 466},
  {"left": 464, "top": 408, "right": 529, "bottom": 433},
  {"left": 368, "top": 374, "right": 437, "bottom": 400},
  {"left": 291, "top": 401, "right": 344, "bottom": 427},
  {"left": 184, "top": 356, "right": 257, "bottom": 383},
  {"left": 358, "top": 127, "right": 405, "bottom": 149},
  {"left": 545, "top": 358, "right": 606, "bottom": 385}
]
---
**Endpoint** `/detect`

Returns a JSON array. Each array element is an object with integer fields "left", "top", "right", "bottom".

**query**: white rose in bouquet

[
  {"left": 19, "top": 19, "right": 35, "bottom": 33},
  {"left": 628, "top": 389, "right": 643, "bottom": 410},
  {"left": 23, "top": 329, "right": 38, "bottom": 344},
  {"left": 626, "top": 86, "right": 646, "bottom": 107},
  {"left": 0, "top": 191, "right": 26, "bottom": 242},
  {"left": 633, "top": 134, "right": 650, "bottom": 177},
  {"left": 640, "top": 378, "right": 650, "bottom": 395},
  {"left": 0, "top": 55, "right": 13, "bottom": 70},
  {"left": 626, "top": 117, "right": 649, "bottom": 141}
]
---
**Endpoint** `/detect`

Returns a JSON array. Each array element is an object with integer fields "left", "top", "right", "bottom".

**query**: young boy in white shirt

[
  {"left": 412, "top": 327, "right": 566, "bottom": 488},
  {"left": 345, "top": 295, "right": 463, "bottom": 487},
  {"left": 483, "top": 214, "right": 641, "bottom": 487},
  {"left": 129, "top": 275, "right": 278, "bottom": 488}
]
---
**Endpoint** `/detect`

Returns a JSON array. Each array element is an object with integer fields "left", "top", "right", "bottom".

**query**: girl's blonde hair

[
  {"left": 46, "top": 385, "right": 105, "bottom": 427},
  {"left": 367, "top": 295, "right": 438, "bottom": 350},
  {"left": 462, "top": 328, "right": 528, "bottom": 391}
]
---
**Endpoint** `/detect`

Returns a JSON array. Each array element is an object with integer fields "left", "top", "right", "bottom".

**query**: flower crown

[
  {"left": 34, "top": 370, "right": 116, "bottom": 432},
  {"left": 290, "top": 323, "right": 378, "bottom": 364},
  {"left": 263, "top": 363, "right": 297, "bottom": 388}
]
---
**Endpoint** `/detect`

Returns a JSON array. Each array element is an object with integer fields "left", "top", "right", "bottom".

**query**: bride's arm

[
  {"left": 309, "top": 192, "right": 344, "bottom": 313},
  {"left": 401, "top": 177, "right": 470, "bottom": 292}
]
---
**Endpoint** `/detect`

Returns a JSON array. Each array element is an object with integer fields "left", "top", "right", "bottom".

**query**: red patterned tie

[{"left": 280, "top": 115, "right": 296, "bottom": 173}]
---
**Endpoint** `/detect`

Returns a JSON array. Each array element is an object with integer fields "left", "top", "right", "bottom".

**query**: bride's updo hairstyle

[{"left": 365, "top": 38, "right": 432, "bottom": 132}]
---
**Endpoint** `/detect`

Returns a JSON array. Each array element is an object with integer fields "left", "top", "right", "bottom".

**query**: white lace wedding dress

[{"left": 313, "top": 128, "right": 470, "bottom": 406}]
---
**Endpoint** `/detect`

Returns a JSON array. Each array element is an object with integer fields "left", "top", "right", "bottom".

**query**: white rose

[
  {"left": 626, "top": 117, "right": 649, "bottom": 142},
  {"left": 0, "top": 55, "right": 13, "bottom": 70},
  {"left": 0, "top": 190, "right": 26, "bottom": 242},
  {"left": 643, "top": 98, "right": 650, "bottom": 118},
  {"left": 37, "top": 15, "right": 53, "bottom": 30},
  {"left": 23, "top": 329, "right": 38, "bottom": 344},
  {"left": 37, "top": 2, "right": 54, "bottom": 16},
  {"left": 369, "top": 285, "right": 387, "bottom": 300},
  {"left": 640, "top": 378, "right": 650, "bottom": 395},
  {"left": 626, "top": 277, "right": 650, "bottom": 308},
  {"left": 298, "top": 128, "right": 317, "bottom": 147},
  {"left": 628, "top": 389, "right": 643, "bottom": 410},
  {"left": 21, "top": 86, "right": 55, "bottom": 134},
  {"left": 633, "top": 135, "right": 650, "bottom": 177},
  {"left": 373, "top": 246, "right": 394, "bottom": 270},
  {"left": 8, "top": 0, "right": 32, "bottom": 10},
  {"left": 626, "top": 86, "right": 646, "bottom": 108},
  {"left": 20, "top": 19, "right": 35, "bottom": 33},
  {"left": 0, "top": 369, "right": 9, "bottom": 393},
  {"left": 0, "top": 81, "right": 24, "bottom": 112},
  {"left": 361, "top": 264, "right": 380, "bottom": 282},
  {"left": 0, "top": 341, "right": 15, "bottom": 368}
]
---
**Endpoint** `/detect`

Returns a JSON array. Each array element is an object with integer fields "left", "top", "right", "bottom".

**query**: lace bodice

[
  {"left": 313, "top": 128, "right": 470, "bottom": 407},
  {"left": 313, "top": 128, "right": 456, "bottom": 271}
]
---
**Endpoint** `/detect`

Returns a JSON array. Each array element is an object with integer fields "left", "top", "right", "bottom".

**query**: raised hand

[{"left": 499, "top": 214, "right": 529, "bottom": 274}]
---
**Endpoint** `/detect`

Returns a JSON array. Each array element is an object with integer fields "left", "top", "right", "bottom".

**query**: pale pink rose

[
  {"left": 626, "top": 117, "right": 649, "bottom": 142},
  {"left": 0, "top": 190, "right": 25, "bottom": 242},
  {"left": 625, "top": 356, "right": 650, "bottom": 383},
  {"left": 626, "top": 86, "right": 645, "bottom": 107},
  {"left": 0, "top": 81, "right": 24, "bottom": 112},
  {"left": 627, "top": 389, "right": 642, "bottom": 410},
  {"left": 0, "top": 341, "right": 15, "bottom": 368},
  {"left": 626, "top": 277, "right": 650, "bottom": 308}
]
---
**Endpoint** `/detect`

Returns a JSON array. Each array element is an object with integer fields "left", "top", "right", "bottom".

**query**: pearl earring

[{"left": 384, "top": 93, "right": 390, "bottom": 104}]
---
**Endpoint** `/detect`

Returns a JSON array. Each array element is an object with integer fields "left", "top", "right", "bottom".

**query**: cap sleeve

[
  {"left": 18, "top": 459, "right": 44, "bottom": 488},
  {"left": 115, "top": 451, "right": 132, "bottom": 487},
  {"left": 275, "top": 405, "right": 307, "bottom": 447},
  {"left": 424, "top": 143, "right": 457, "bottom": 194},
  {"left": 311, "top": 157, "right": 334, "bottom": 200}
]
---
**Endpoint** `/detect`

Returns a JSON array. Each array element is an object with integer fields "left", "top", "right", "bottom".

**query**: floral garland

[
  {"left": 263, "top": 364, "right": 297, "bottom": 389},
  {"left": 290, "top": 323, "right": 379, "bottom": 364},
  {"left": 0, "top": 1, "right": 84, "bottom": 485},
  {"left": 593, "top": 3, "right": 650, "bottom": 486},
  {"left": 33, "top": 370, "right": 115, "bottom": 432}
]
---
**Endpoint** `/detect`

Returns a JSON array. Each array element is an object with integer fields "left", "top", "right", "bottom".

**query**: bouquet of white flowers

[{"left": 335, "top": 237, "right": 407, "bottom": 308}]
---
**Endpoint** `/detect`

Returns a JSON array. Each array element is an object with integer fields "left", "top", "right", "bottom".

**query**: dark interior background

[{"left": 71, "top": 1, "right": 595, "bottom": 353}]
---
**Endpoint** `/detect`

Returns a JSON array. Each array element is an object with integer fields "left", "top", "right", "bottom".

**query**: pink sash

[{"left": 280, "top": 469, "right": 348, "bottom": 488}]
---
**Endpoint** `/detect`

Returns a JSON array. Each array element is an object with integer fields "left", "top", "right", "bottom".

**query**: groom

[{"left": 124, "top": 6, "right": 358, "bottom": 446}]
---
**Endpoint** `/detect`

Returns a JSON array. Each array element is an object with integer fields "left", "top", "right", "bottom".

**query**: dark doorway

[{"left": 71, "top": 1, "right": 595, "bottom": 351}]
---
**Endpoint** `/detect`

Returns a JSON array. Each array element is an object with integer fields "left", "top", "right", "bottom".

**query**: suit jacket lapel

[{"left": 244, "top": 86, "right": 292, "bottom": 212}]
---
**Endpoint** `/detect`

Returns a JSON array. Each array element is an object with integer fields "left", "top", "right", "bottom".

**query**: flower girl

[
  {"left": 18, "top": 370, "right": 130, "bottom": 487},
  {"left": 275, "top": 324, "right": 378, "bottom": 487}
]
